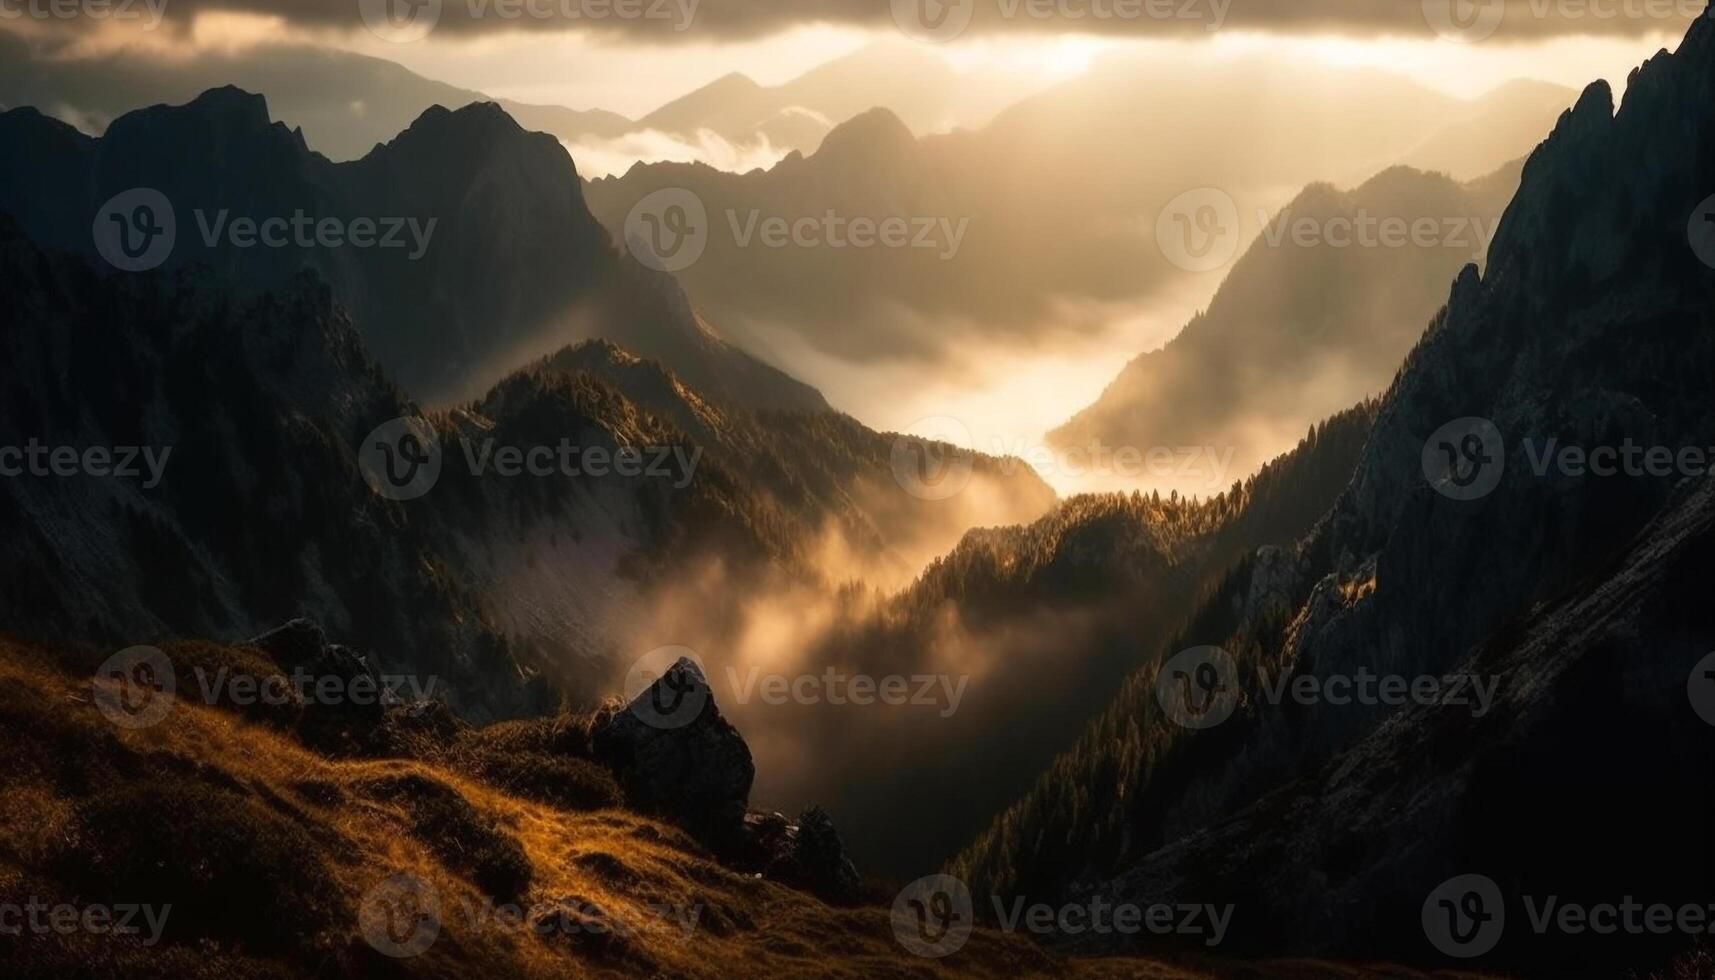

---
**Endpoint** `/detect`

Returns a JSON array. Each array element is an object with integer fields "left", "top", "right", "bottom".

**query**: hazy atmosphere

[{"left": 3, "top": 0, "right": 1714, "bottom": 977}]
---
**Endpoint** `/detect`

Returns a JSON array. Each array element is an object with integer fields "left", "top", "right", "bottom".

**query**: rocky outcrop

[{"left": 589, "top": 658, "right": 755, "bottom": 853}]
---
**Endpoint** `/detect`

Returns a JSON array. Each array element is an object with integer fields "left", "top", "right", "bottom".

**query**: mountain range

[
  {"left": 584, "top": 66, "right": 1573, "bottom": 372},
  {"left": 0, "top": 86, "right": 821, "bottom": 409}
]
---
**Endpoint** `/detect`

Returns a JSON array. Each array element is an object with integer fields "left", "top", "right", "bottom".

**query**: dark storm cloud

[{"left": 46, "top": 0, "right": 1709, "bottom": 42}]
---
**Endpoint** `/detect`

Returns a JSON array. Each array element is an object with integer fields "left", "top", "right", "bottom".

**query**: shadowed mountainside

[{"left": 954, "top": 21, "right": 1715, "bottom": 976}]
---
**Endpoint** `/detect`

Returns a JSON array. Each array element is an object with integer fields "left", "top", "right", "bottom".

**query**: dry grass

[{"left": 0, "top": 638, "right": 1493, "bottom": 979}]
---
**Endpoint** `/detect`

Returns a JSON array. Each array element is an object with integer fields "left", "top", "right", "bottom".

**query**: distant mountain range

[
  {"left": 0, "top": 34, "right": 1042, "bottom": 165},
  {"left": 952, "top": 18, "right": 1715, "bottom": 975},
  {"left": 585, "top": 67, "right": 1573, "bottom": 371}
]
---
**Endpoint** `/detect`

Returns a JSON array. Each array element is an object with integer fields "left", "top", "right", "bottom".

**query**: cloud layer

[{"left": 32, "top": 0, "right": 1710, "bottom": 43}]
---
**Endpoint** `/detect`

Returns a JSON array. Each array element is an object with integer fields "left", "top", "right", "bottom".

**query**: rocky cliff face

[{"left": 954, "top": 19, "right": 1715, "bottom": 975}]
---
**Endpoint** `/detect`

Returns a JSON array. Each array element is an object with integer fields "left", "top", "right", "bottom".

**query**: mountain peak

[
  {"left": 109, "top": 85, "right": 277, "bottom": 138},
  {"left": 811, "top": 107, "right": 915, "bottom": 162}
]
